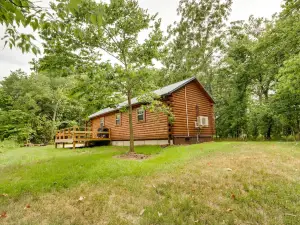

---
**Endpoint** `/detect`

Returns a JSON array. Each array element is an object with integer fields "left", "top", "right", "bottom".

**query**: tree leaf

[
  {"left": 90, "top": 14, "right": 97, "bottom": 25},
  {"left": 68, "top": 0, "right": 82, "bottom": 9}
]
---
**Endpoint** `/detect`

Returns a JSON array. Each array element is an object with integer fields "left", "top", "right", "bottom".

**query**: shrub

[
  {"left": 285, "top": 135, "right": 296, "bottom": 142},
  {"left": 256, "top": 135, "right": 265, "bottom": 141},
  {"left": 0, "top": 138, "right": 20, "bottom": 153}
]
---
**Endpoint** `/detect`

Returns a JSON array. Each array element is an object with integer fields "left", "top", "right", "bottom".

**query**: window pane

[
  {"left": 138, "top": 108, "right": 144, "bottom": 115},
  {"left": 138, "top": 114, "right": 144, "bottom": 121},
  {"left": 137, "top": 108, "right": 145, "bottom": 121},
  {"left": 116, "top": 114, "right": 121, "bottom": 125}
]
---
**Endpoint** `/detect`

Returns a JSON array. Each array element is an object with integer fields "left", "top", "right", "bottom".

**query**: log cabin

[
  {"left": 88, "top": 77, "right": 215, "bottom": 146},
  {"left": 55, "top": 77, "right": 215, "bottom": 148}
]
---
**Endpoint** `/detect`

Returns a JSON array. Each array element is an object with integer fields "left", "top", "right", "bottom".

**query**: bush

[
  {"left": 0, "top": 138, "right": 20, "bottom": 153},
  {"left": 256, "top": 135, "right": 265, "bottom": 141},
  {"left": 285, "top": 135, "right": 296, "bottom": 142}
]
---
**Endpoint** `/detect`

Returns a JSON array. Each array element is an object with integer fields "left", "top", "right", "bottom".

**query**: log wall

[
  {"left": 170, "top": 80, "right": 215, "bottom": 138},
  {"left": 91, "top": 106, "right": 169, "bottom": 141},
  {"left": 90, "top": 79, "right": 215, "bottom": 143}
]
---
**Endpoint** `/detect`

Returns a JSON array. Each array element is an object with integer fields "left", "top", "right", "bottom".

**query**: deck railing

[{"left": 55, "top": 126, "right": 111, "bottom": 143}]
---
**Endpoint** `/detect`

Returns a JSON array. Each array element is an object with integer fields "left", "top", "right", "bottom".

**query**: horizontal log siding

[
  {"left": 171, "top": 80, "right": 215, "bottom": 137},
  {"left": 91, "top": 106, "right": 169, "bottom": 141}
]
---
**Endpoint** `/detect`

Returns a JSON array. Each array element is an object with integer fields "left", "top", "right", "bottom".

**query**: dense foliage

[
  {"left": 213, "top": 0, "right": 300, "bottom": 140},
  {"left": 0, "top": 0, "right": 299, "bottom": 144}
]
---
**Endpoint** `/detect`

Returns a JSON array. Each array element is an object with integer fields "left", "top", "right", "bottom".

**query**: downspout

[{"left": 185, "top": 86, "right": 190, "bottom": 136}]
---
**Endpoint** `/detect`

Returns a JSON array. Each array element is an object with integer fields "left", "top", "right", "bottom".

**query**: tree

[
  {"left": 163, "top": 0, "right": 232, "bottom": 92},
  {"left": 213, "top": 18, "right": 257, "bottom": 138},
  {"left": 247, "top": 0, "right": 300, "bottom": 139},
  {"left": 214, "top": 6, "right": 300, "bottom": 140},
  {"left": 0, "top": 0, "right": 98, "bottom": 54},
  {"left": 274, "top": 53, "right": 300, "bottom": 139},
  {"left": 0, "top": 0, "right": 46, "bottom": 54},
  {"left": 0, "top": 70, "right": 83, "bottom": 143},
  {"left": 43, "top": 0, "right": 164, "bottom": 152}
]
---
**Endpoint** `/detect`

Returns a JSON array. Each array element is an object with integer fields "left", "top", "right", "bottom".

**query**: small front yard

[{"left": 0, "top": 142, "right": 299, "bottom": 224}]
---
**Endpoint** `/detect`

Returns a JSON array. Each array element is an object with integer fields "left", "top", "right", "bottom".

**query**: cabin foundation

[
  {"left": 173, "top": 135, "right": 213, "bottom": 145},
  {"left": 111, "top": 139, "right": 172, "bottom": 146}
]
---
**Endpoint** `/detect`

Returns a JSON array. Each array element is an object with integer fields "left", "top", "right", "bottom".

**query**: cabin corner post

[
  {"left": 167, "top": 94, "right": 174, "bottom": 145},
  {"left": 184, "top": 86, "right": 190, "bottom": 137}
]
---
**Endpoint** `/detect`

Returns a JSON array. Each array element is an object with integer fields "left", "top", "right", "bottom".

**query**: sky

[{"left": 0, "top": 0, "right": 283, "bottom": 80}]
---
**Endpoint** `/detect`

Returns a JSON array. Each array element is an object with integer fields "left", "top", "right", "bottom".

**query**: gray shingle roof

[{"left": 88, "top": 77, "right": 213, "bottom": 119}]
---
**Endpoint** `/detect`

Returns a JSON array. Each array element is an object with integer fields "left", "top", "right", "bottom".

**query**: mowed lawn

[{"left": 0, "top": 142, "right": 299, "bottom": 224}]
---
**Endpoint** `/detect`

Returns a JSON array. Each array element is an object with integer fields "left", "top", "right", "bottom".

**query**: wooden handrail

[
  {"left": 55, "top": 131, "right": 110, "bottom": 134},
  {"left": 55, "top": 127, "right": 111, "bottom": 138},
  {"left": 71, "top": 131, "right": 93, "bottom": 134}
]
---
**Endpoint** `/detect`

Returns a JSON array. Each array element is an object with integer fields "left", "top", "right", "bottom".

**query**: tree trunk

[
  {"left": 297, "top": 118, "right": 300, "bottom": 141},
  {"left": 52, "top": 101, "right": 59, "bottom": 122},
  {"left": 266, "top": 124, "right": 272, "bottom": 140},
  {"left": 263, "top": 90, "right": 269, "bottom": 102},
  {"left": 51, "top": 101, "right": 59, "bottom": 139},
  {"left": 258, "top": 93, "right": 263, "bottom": 105},
  {"left": 127, "top": 90, "right": 134, "bottom": 152}
]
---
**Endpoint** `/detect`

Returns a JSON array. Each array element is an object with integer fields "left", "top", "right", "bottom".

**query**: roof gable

[{"left": 89, "top": 77, "right": 214, "bottom": 119}]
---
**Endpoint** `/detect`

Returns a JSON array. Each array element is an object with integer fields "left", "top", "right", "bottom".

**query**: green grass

[
  {"left": 0, "top": 143, "right": 229, "bottom": 196},
  {"left": 0, "top": 142, "right": 300, "bottom": 224}
]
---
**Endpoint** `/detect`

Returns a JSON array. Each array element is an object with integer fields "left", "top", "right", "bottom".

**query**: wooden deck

[{"left": 55, "top": 126, "right": 111, "bottom": 149}]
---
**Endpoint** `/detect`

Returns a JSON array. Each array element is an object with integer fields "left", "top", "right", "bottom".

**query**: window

[
  {"left": 115, "top": 113, "right": 121, "bottom": 126},
  {"left": 137, "top": 108, "right": 145, "bottom": 122},
  {"left": 100, "top": 117, "right": 104, "bottom": 128},
  {"left": 202, "top": 117, "right": 206, "bottom": 126},
  {"left": 197, "top": 116, "right": 209, "bottom": 127}
]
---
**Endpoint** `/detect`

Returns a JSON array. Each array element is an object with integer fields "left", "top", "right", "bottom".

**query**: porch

[{"left": 55, "top": 126, "right": 111, "bottom": 149}]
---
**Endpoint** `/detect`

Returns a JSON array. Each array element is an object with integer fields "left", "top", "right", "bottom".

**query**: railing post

[
  {"left": 72, "top": 126, "right": 76, "bottom": 150},
  {"left": 85, "top": 121, "right": 87, "bottom": 139},
  {"left": 109, "top": 128, "right": 111, "bottom": 139}
]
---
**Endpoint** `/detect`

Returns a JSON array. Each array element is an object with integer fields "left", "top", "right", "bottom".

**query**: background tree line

[{"left": 0, "top": 0, "right": 299, "bottom": 144}]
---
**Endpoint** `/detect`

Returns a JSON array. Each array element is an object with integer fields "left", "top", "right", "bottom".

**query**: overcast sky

[{"left": 0, "top": 0, "right": 283, "bottom": 80}]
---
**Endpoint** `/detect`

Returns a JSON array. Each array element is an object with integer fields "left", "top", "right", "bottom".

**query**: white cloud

[{"left": 0, "top": 0, "right": 283, "bottom": 80}]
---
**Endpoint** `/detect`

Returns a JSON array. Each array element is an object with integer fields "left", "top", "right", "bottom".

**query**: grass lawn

[{"left": 0, "top": 142, "right": 299, "bottom": 224}]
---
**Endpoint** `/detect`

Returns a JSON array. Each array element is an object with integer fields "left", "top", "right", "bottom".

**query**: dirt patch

[{"left": 116, "top": 152, "right": 150, "bottom": 160}]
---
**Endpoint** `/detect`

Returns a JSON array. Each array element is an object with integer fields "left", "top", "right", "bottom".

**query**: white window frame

[
  {"left": 197, "top": 116, "right": 209, "bottom": 127},
  {"left": 100, "top": 117, "right": 105, "bottom": 128},
  {"left": 137, "top": 108, "right": 145, "bottom": 122},
  {"left": 115, "top": 113, "right": 121, "bottom": 126}
]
